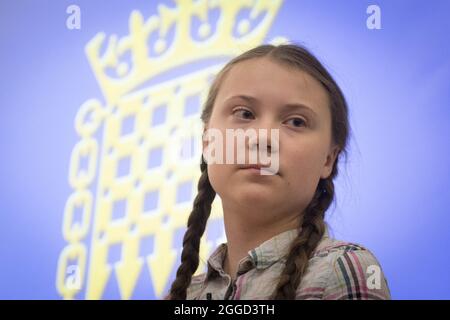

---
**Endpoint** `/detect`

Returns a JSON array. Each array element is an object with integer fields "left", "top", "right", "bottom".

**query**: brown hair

[{"left": 168, "top": 43, "right": 350, "bottom": 299}]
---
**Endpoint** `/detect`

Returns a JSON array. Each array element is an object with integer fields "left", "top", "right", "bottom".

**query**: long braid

[
  {"left": 271, "top": 165, "right": 337, "bottom": 299},
  {"left": 168, "top": 157, "right": 216, "bottom": 299}
]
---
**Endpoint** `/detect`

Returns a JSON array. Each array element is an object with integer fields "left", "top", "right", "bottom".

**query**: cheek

[
  {"left": 207, "top": 163, "right": 230, "bottom": 195},
  {"left": 281, "top": 141, "right": 325, "bottom": 186}
]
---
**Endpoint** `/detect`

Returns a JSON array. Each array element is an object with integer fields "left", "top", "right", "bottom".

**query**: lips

[
  {"left": 238, "top": 164, "right": 279, "bottom": 175},
  {"left": 239, "top": 164, "right": 270, "bottom": 170}
]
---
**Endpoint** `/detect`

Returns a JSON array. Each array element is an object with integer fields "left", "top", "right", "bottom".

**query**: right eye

[{"left": 232, "top": 107, "right": 255, "bottom": 120}]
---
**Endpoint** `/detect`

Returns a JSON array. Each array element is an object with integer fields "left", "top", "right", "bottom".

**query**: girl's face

[{"left": 204, "top": 57, "right": 339, "bottom": 224}]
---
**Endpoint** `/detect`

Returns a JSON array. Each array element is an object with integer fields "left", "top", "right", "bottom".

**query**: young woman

[{"left": 165, "top": 43, "right": 391, "bottom": 300}]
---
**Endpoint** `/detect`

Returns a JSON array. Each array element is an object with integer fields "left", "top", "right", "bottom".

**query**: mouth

[
  {"left": 239, "top": 164, "right": 268, "bottom": 170},
  {"left": 238, "top": 164, "right": 280, "bottom": 176}
]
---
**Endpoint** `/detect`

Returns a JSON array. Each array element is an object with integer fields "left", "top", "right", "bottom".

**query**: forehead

[{"left": 215, "top": 57, "right": 330, "bottom": 117}]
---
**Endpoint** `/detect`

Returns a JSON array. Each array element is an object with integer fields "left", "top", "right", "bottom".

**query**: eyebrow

[{"left": 224, "top": 94, "right": 318, "bottom": 118}]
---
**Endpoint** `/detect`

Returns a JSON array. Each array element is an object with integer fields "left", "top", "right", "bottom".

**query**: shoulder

[
  {"left": 190, "top": 272, "right": 208, "bottom": 286},
  {"left": 189, "top": 273, "right": 209, "bottom": 298},
  {"left": 313, "top": 237, "right": 368, "bottom": 257},
  {"left": 311, "top": 237, "right": 391, "bottom": 300}
]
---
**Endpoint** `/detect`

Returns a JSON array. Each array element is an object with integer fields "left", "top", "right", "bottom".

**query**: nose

[
  {"left": 246, "top": 126, "right": 279, "bottom": 171},
  {"left": 249, "top": 135, "right": 271, "bottom": 154},
  {"left": 248, "top": 119, "right": 279, "bottom": 154}
]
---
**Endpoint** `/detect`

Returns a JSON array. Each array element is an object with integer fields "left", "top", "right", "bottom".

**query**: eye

[
  {"left": 232, "top": 107, "right": 255, "bottom": 120},
  {"left": 285, "top": 117, "right": 307, "bottom": 128}
]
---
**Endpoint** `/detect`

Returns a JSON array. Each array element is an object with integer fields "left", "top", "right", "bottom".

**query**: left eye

[{"left": 285, "top": 117, "right": 306, "bottom": 127}]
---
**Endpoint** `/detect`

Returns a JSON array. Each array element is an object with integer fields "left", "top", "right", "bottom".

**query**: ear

[{"left": 320, "top": 145, "right": 340, "bottom": 179}]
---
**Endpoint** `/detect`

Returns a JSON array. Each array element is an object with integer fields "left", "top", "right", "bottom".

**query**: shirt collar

[{"left": 206, "top": 226, "right": 330, "bottom": 278}]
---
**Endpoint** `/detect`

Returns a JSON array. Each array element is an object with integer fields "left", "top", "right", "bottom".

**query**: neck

[{"left": 221, "top": 201, "right": 302, "bottom": 281}]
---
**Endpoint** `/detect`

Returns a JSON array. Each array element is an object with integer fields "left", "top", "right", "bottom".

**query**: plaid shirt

[{"left": 165, "top": 228, "right": 391, "bottom": 300}]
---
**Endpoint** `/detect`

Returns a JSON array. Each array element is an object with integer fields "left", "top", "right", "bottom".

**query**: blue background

[{"left": 0, "top": 0, "right": 449, "bottom": 299}]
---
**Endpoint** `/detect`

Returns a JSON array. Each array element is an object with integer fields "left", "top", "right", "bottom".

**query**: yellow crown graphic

[
  {"left": 57, "top": 0, "right": 286, "bottom": 300},
  {"left": 85, "top": 0, "right": 284, "bottom": 105}
]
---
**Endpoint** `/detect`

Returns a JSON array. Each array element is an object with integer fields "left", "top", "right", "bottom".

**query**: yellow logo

[{"left": 56, "top": 0, "right": 285, "bottom": 300}]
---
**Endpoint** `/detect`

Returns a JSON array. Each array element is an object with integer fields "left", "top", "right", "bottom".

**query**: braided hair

[
  {"left": 168, "top": 43, "right": 350, "bottom": 299},
  {"left": 167, "top": 158, "right": 216, "bottom": 299}
]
